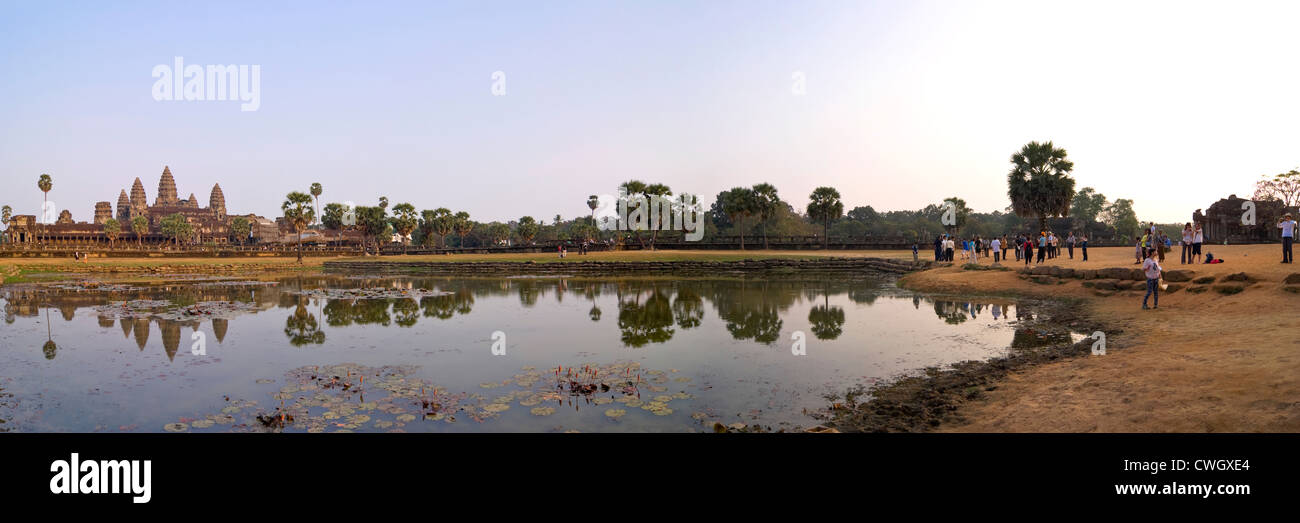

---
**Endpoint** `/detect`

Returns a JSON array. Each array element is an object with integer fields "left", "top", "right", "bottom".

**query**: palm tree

[
  {"left": 644, "top": 183, "right": 672, "bottom": 250},
  {"left": 430, "top": 208, "right": 455, "bottom": 248},
  {"left": 453, "top": 211, "right": 473, "bottom": 248},
  {"left": 310, "top": 183, "right": 323, "bottom": 225},
  {"left": 390, "top": 203, "right": 418, "bottom": 253},
  {"left": 1, "top": 205, "right": 11, "bottom": 241},
  {"left": 517, "top": 216, "right": 540, "bottom": 244},
  {"left": 587, "top": 195, "right": 599, "bottom": 225},
  {"left": 378, "top": 196, "right": 389, "bottom": 212},
  {"left": 619, "top": 180, "right": 649, "bottom": 248},
  {"left": 752, "top": 183, "right": 780, "bottom": 249},
  {"left": 103, "top": 218, "right": 121, "bottom": 249},
  {"left": 131, "top": 216, "right": 149, "bottom": 249},
  {"left": 806, "top": 186, "right": 844, "bottom": 250},
  {"left": 723, "top": 187, "right": 757, "bottom": 250},
  {"left": 37, "top": 174, "right": 52, "bottom": 223},
  {"left": 230, "top": 216, "right": 251, "bottom": 246},
  {"left": 1007, "top": 141, "right": 1076, "bottom": 233},
  {"left": 282, "top": 191, "right": 315, "bottom": 263}
]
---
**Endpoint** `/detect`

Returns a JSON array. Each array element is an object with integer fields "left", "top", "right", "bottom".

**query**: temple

[
  {"left": 4, "top": 166, "right": 284, "bottom": 246},
  {"left": 1194, "top": 194, "right": 1299, "bottom": 244}
]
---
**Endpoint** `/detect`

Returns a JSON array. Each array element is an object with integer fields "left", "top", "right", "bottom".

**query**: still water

[{"left": 0, "top": 275, "right": 1065, "bottom": 432}]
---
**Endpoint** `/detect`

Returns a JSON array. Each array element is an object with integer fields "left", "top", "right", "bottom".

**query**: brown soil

[{"left": 899, "top": 244, "right": 1300, "bottom": 432}]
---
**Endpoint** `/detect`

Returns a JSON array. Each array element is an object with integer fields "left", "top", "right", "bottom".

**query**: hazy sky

[{"left": 2, "top": 0, "right": 1298, "bottom": 224}]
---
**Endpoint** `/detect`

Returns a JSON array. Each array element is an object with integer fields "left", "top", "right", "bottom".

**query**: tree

[
  {"left": 355, "top": 206, "right": 388, "bottom": 255},
  {"left": 378, "top": 196, "right": 389, "bottom": 211},
  {"left": 806, "top": 186, "right": 844, "bottom": 249},
  {"left": 37, "top": 174, "right": 52, "bottom": 224},
  {"left": 1007, "top": 141, "right": 1076, "bottom": 234},
  {"left": 103, "top": 218, "right": 121, "bottom": 249},
  {"left": 453, "top": 211, "right": 474, "bottom": 248},
  {"left": 723, "top": 187, "right": 757, "bottom": 249},
  {"left": 488, "top": 223, "right": 511, "bottom": 245},
  {"left": 282, "top": 191, "right": 316, "bottom": 263},
  {"left": 643, "top": 183, "right": 672, "bottom": 250},
  {"left": 1069, "top": 187, "right": 1108, "bottom": 237},
  {"left": 230, "top": 216, "right": 251, "bottom": 246},
  {"left": 1, "top": 205, "right": 11, "bottom": 233},
  {"left": 131, "top": 216, "right": 149, "bottom": 248},
  {"left": 941, "top": 196, "right": 970, "bottom": 234},
  {"left": 1253, "top": 170, "right": 1300, "bottom": 207},
  {"left": 159, "top": 214, "right": 192, "bottom": 248},
  {"left": 310, "top": 183, "right": 323, "bottom": 225},
  {"left": 516, "top": 216, "right": 540, "bottom": 244},
  {"left": 752, "top": 183, "right": 780, "bottom": 249},
  {"left": 587, "top": 195, "right": 600, "bottom": 224},
  {"left": 389, "top": 203, "right": 418, "bottom": 253},
  {"left": 423, "top": 208, "right": 455, "bottom": 248},
  {"left": 1104, "top": 198, "right": 1140, "bottom": 240},
  {"left": 321, "top": 203, "right": 347, "bottom": 230}
]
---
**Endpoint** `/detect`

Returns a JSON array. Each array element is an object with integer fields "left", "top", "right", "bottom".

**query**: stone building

[
  {"left": 4, "top": 166, "right": 280, "bottom": 247},
  {"left": 1194, "top": 194, "right": 1298, "bottom": 244}
]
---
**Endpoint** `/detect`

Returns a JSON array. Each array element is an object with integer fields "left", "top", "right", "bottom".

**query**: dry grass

[{"left": 900, "top": 244, "right": 1300, "bottom": 432}]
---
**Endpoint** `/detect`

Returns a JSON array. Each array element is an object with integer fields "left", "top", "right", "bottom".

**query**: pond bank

[{"left": 323, "top": 257, "right": 930, "bottom": 277}]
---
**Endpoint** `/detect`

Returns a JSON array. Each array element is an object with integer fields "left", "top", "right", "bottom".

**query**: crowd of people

[{"left": 927, "top": 231, "right": 1090, "bottom": 266}]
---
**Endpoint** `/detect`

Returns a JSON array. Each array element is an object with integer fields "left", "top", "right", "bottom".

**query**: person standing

[
  {"left": 1142, "top": 248, "right": 1163, "bottom": 310},
  {"left": 1279, "top": 213, "right": 1297, "bottom": 263},
  {"left": 944, "top": 236, "right": 955, "bottom": 262},
  {"left": 1156, "top": 230, "right": 1167, "bottom": 263},
  {"left": 1079, "top": 233, "right": 1088, "bottom": 262},
  {"left": 912, "top": 241, "right": 919, "bottom": 263},
  {"left": 1066, "top": 232, "right": 1076, "bottom": 259},
  {"left": 1193, "top": 223, "right": 1204, "bottom": 263},
  {"left": 991, "top": 236, "right": 1001, "bottom": 263},
  {"left": 1023, "top": 235, "right": 1033, "bottom": 266},
  {"left": 1036, "top": 232, "right": 1047, "bottom": 263},
  {"left": 1180, "top": 223, "right": 1194, "bottom": 265},
  {"left": 934, "top": 235, "right": 943, "bottom": 261}
]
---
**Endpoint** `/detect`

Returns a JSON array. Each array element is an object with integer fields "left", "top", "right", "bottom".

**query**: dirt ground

[{"left": 900, "top": 243, "right": 1300, "bottom": 432}]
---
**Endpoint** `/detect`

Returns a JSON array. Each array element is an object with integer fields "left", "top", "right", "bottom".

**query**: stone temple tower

[
  {"left": 187, "top": 193, "right": 198, "bottom": 207},
  {"left": 210, "top": 184, "right": 227, "bottom": 219},
  {"left": 94, "top": 202, "right": 112, "bottom": 224},
  {"left": 130, "top": 177, "right": 148, "bottom": 216},
  {"left": 156, "top": 166, "right": 179, "bottom": 206},
  {"left": 117, "top": 190, "right": 131, "bottom": 222}
]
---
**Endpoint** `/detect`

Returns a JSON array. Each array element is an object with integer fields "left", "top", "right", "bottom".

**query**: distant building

[
  {"left": 4, "top": 166, "right": 280, "bottom": 246},
  {"left": 1194, "top": 194, "right": 1297, "bottom": 243}
]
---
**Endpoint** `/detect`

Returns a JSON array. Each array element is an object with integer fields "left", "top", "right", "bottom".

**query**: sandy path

[{"left": 900, "top": 243, "right": 1300, "bottom": 432}]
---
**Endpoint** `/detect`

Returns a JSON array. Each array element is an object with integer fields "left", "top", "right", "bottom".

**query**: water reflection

[{"left": 0, "top": 275, "right": 1071, "bottom": 432}]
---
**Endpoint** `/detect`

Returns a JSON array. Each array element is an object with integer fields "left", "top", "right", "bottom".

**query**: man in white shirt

[
  {"left": 1279, "top": 214, "right": 1297, "bottom": 263},
  {"left": 943, "top": 237, "right": 954, "bottom": 262},
  {"left": 990, "top": 237, "right": 1001, "bottom": 263},
  {"left": 1142, "top": 248, "right": 1163, "bottom": 310}
]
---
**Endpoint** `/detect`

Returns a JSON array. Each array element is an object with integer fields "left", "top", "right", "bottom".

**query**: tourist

[
  {"left": 990, "top": 236, "right": 1001, "bottom": 263},
  {"left": 934, "top": 235, "right": 943, "bottom": 261},
  {"left": 1023, "top": 235, "right": 1033, "bottom": 266},
  {"left": 1036, "top": 232, "right": 1047, "bottom": 263},
  {"left": 1079, "top": 232, "right": 1088, "bottom": 261},
  {"left": 1134, "top": 236, "right": 1143, "bottom": 264},
  {"left": 944, "top": 236, "right": 955, "bottom": 261},
  {"left": 971, "top": 237, "right": 979, "bottom": 264},
  {"left": 1066, "top": 232, "right": 1075, "bottom": 259},
  {"left": 1001, "top": 235, "right": 1009, "bottom": 262},
  {"left": 912, "top": 241, "right": 919, "bottom": 263},
  {"left": 1279, "top": 213, "right": 1297, "bottom": 263},
  {"left": 1142, "top": 247, "right": 1163, "bottom": 310},
  {"left": 1192, "top": 223, "right": 1203, "bottom": 263},
  {"left": 1181, "top": 223, "right": 1194, "bottom": 265},
  {"left": 1156, "top": 230, "right": 1167, "bottom": 263},
  {"left": 1140, "top": 230, "right": 1151, "bottom": 260}
]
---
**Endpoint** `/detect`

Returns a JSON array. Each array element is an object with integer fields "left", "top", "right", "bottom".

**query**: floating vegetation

[
  {"left": 49, "top": 281, "right": 141, "bottom": 293},
  {"left": 93, "top": 299, "right": 264, "bottom": 321},
  {"left": 168, "top": 359, "right": 701, "bottom": 432}
]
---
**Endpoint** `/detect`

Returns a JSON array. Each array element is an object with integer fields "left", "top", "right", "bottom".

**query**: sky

[{"left": 2, "top": 0, "right": 1299, "bottom": 224}]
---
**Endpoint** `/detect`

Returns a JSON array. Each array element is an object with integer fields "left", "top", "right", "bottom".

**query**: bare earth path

[{"left": 900, "top": 244, "right": 1300, "bottom": 433}]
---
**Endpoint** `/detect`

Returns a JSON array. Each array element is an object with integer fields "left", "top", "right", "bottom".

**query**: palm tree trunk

[
  {"left": 823, "top": 221, "right": 830, "bottom": 250},
  {"left": 297, "top": 230, "right": 303, "bottom": 263},
  {"left": 762, "top": 221, "right": 769, "bottom": 249},
  {"left": 738, "top": 216, "right": 745, "bottom": 250}
]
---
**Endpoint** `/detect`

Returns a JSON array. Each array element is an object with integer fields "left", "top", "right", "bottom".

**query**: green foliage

[
  {"left": 159, "top": 213, "right": 192, "bottom": 245},
  {"left": 806, "top": 186, "right": 844, "bottom": 248},
  {"left": 103, "top": 218, "right": 121, "bottom": 246},
  {"left": 1007, "top": 141, "right": 1076, "bottom": 232},
  {"left": 389, "top": 202, "right": 419, "bottom": 246},
  {"left": 131, "top": 215, "right": 149, "bottom": 246},
  {"left": 516, "top": 216, "right": 540, "bottom": 244},
  {"left": 321, "top": 203, "right": 348, "bottom": 230},
  {"left": 229, "top": 216, "right": 251, "bottom": 245},
  {"left": 1104, "top": 198, "right": 1140, "bottom": 240}
]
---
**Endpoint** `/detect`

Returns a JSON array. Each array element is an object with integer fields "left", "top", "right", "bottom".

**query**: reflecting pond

[{"left": 0, "top": 275, "right": 1063, "bottom": 432}]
